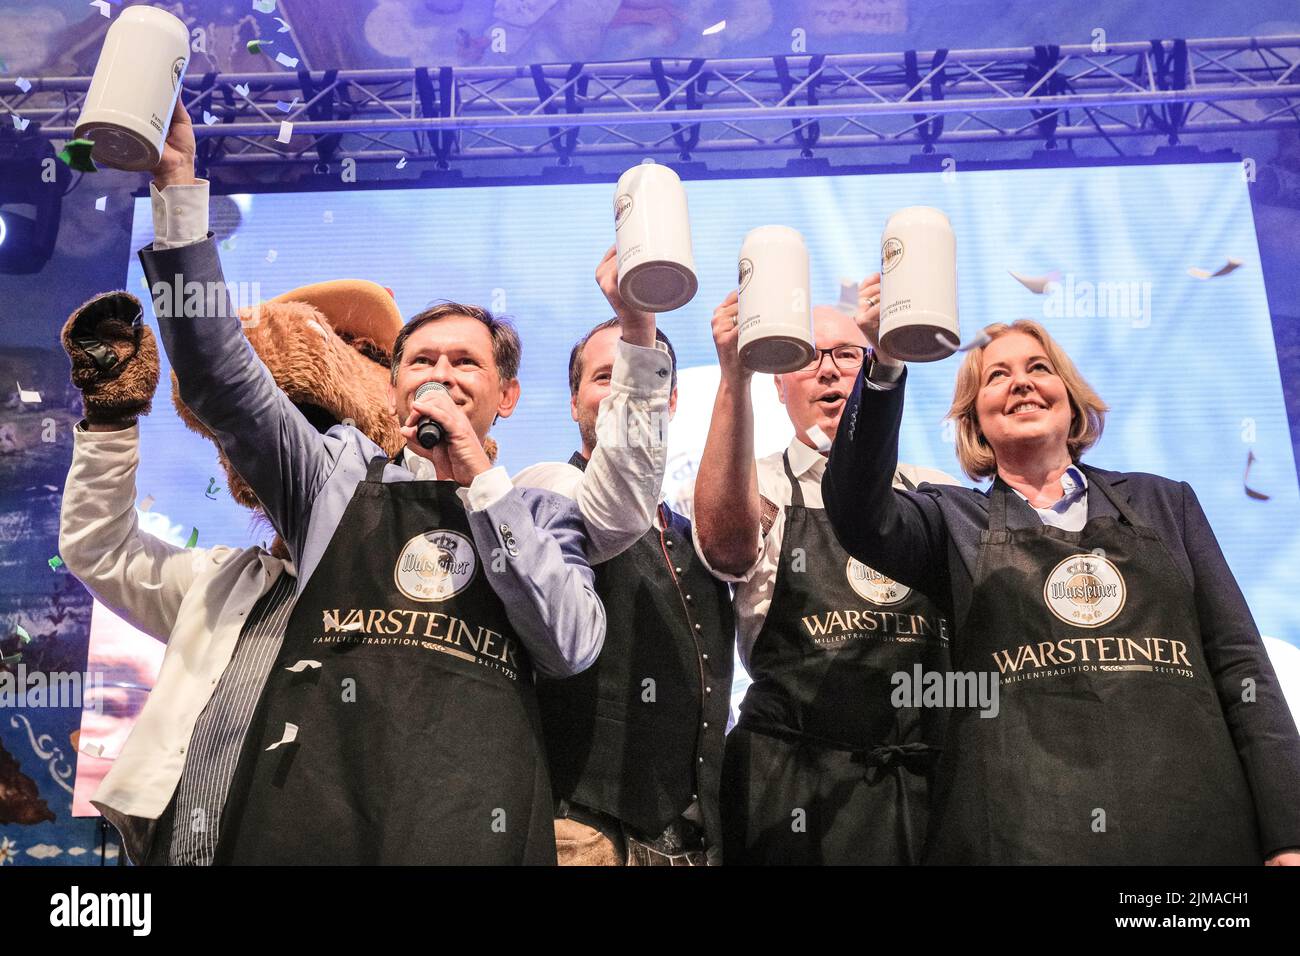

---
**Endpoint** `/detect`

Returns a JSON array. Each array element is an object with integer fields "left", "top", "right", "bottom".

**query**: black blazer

[{"left": 823, "top": 366, "right": 1300, "bottom": 858}]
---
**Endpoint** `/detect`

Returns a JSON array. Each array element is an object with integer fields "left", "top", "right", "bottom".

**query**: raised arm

[
  {"left": 137, "top": 100, "right": 333, "bottom": 560},
  {"left": 693, "top": 290, "right": 764, "bottom": 577},
  {"left": 1180, "top": 481, "right": 1300, "bottom": 862}
]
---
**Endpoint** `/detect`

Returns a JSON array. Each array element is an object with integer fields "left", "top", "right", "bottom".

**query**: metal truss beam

[{"left": 3, "top": 35, "right": 1298, "bottom": 175}]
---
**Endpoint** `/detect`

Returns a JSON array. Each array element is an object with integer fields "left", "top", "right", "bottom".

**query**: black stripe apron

[
  {"left": 215, "top": 454, "right": 555, "bottom": 865},
  {"left": 721, "top": 453, "right": 951, "bottom": 864},
  {"left": 923, "top": 468, "right": 1260, "bottom": 864}
]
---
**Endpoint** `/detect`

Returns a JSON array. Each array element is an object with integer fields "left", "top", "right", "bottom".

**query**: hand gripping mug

[
  {"left": 878, "top": 206, "right": 960, "bottom": 362},
  {"left": 75, "top": 6, "right": 192, "bottom": 172},
  {"left": 614, "top": 160, "right": 698, "bottom": 313},
  {"left": 736, "top": 225, "right": 816, "bottom": 374}
]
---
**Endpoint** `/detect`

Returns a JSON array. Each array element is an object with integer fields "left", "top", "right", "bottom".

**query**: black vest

[{"left": 536, "top": 452, "right": 734, "bottom": 845}]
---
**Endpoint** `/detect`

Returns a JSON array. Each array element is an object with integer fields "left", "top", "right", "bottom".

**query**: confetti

[
  {"left": 247, "top": 39, "right": 272, "bottom": 55},
  {"left": 274, "top": 16, "right": 291, "bottom": 33},
  {"left": 1188, "top": 258, "right": 1243, "bottom": 280},
  {"left": 396, "top": 156, "right": 407, "bottom": 169},
  {"left": 139, "top": 494, "right": 155, "bottom": 512},
  {"left": 322, "top": 210, "right": 333, "bottom": 223},
  {"left": 265, "top": 249, "right": 278, "bottom": 263},
  {"left": 275, "top": 96, "right": 299, "bottom": 113},
  {"left": 835, "top": 278, "right": 858, "bottom": 314},
  {"left": 805, "top": 425, "right": 832, "bottom": 453},
  {"left": 1244, "top": 450, "right": 1271, "bottom": 501},
  {"left": 16, "top": 382, "right": 41, "bottom": 403},
  {"left": 14, "top": 625, "right": 31, "bottom": 644},
  {"left": 276, "top": 120, "right": 292, "bottom": 143},
  {"left": 89, "top": 0, "right": 111, "bottom": 18},
  {"left": 205, "top": 477, "right": 219, "bottom": 499},
  {"left": 184, "top": 527, "right": 199, "bottom": 549},
  {"left": 95, "top": 196, "right": 107, "bottom": 212},
  {"left": 57, "top": 138, "right": 97, "bottom": 172},
  {"left": 202, "top": 110, "right": 218, "bottom": 126},
  {"left": 936, "top": 329, "right": 992, "bottom": 353},
  {"left": 79, "top": 741, "right": 105, "bottom": 758},
  {"left": 48, "top": 555, "right": 63, "bottom": 570},
  {"left": 702, "top": 19, "right": 726, "bottom": 35},
  {"left": 1009, "top": 269, "right": 1061, "bottom": 294},
  {"left": 15, "top": 77, "right": 32, "bottom": 94},
  {"left": 221, "top": 236, "right": 238, "bottom": 251},
  {"left": 265, "top": 722, "right": 298, "bottom": 750},
  {"left": 275, "top": 52, "right": 299, "bottom": 69},
  {"left": 235, "top": 83, "right": 251, "bottom": 98},
  {"left": 12, "top": 114, "right": 29, "bottom": 131},
  {"left": 252, "top": 0, "right": 277, "bottom": 12},
  {"left": 284, "top": 659, "right": 321, "bottom": 672}
]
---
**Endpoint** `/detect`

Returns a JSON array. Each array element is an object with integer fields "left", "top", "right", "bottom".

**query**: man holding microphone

[
  {"left": 70, "top": 100, "right": 616, "bottom": 864},
  {"left": 692, "top": 279, "right": 955, "bottom": 865}
]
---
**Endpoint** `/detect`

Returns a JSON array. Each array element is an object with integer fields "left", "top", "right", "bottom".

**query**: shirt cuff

[
  {"left": 466, "top": 466, "right": 514, "bottom": 512},
  {"left": 74, "top": 420, "right": 140, "bottom": 442},
  {"left": 149, "top": 179, "right": 211, "bottom": 250},
  {"left": 864, "top": 356, "right": 906, "bottom": 391},
  {"left": 612, "top": 338, "right": 673, "bottom": 396}
]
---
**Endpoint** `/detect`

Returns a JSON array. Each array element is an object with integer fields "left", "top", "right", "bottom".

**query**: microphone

[{"left": 414, "top": 381, "right": 448, "bottom": 449}]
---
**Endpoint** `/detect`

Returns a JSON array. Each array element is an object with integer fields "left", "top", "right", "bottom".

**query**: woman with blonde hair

[{"left": 823, "top": 307, "right": 1300, "bottom": 865}]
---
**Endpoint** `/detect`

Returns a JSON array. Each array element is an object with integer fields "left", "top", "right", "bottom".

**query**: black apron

[
  {"left": 721, "top": 453, "right": 951, "bottom": 865},
  {"left": 923, "top": 468, "right": 1260, "bottom": 864},
  {"left": 216, "top": 454, "right": 555, "bottom": 865}
]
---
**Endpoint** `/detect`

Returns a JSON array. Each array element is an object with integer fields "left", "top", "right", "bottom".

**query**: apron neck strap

[
  {"left": 896, "top": 470, "right": 917, "bottom": 492},
  {"left": 782, "top": 451, "right": 806, "bottom": 508},
  {"left": 366, "top": 454, "right": 393, "bottom": 483},
  {"left": 1082, "top": 466, "right": 1143, "bottom": 527}
]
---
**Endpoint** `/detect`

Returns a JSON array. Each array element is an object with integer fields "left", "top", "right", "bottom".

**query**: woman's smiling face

[{"left": 975, "top": 331, "right": 1073, "bottom": 461}]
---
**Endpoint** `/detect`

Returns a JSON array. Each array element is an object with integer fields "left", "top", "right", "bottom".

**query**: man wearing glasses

[{"left": 692, "top": 276, "right": 957, "bottom": 864}]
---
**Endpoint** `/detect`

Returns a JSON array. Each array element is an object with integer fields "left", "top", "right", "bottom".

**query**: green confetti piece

[
  {"left": 48, "top": 555, "right": 63, "bottom": 570},
  {"left": 0, "top": 653, "right": 21, "bottom": 666},
  {"left": 184, "top": 527, "right": 199, "bottom": 549},
  {"left": 247, "top": 39, "right": 273, "bottom": 55},
  {"left": 15, "top": 625, "right": 31, "bottom": 644},
  {"left": 58, "top": 138, "right": 97, "bottom": 173}
]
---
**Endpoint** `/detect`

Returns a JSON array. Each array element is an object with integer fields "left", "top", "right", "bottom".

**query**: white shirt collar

[
  {"left": 1010, "top": 464, "right": 1088, "bottom": 508},
  {"left": 785, "top": 436, "right": 826, "bottom": 480}
]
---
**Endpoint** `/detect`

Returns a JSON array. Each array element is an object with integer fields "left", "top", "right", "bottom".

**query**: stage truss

[{"left": 4, "top": 34, "right": 1299, "bottom": 179}]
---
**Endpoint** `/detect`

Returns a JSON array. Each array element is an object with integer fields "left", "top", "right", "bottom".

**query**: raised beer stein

[
  {"left": 878, "top": 206, "right": 960, "bottom": 362},
  {"left": 614, "top": 160, "right": 698, "bottom": 313},
  {"left": 75, "top": 6, "right": 192, "bottom": 172},
  {"left": 736, "top": 225, "right": 815, "bottom": 374}
]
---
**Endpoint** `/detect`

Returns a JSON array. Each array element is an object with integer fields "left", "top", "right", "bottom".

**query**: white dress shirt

[{"left": 693, "top": 436, "right": 958, "bottom": 671}]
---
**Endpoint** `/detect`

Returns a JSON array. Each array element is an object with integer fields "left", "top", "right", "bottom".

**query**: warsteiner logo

[
  {"left": 738, "top": 257, "right": 753, "bottom": 293},
  {"left": 845, "top": 558, "right": 910, "bottom": 606},
  {"left": 614, "top": 193, "right": 633, "bottom": 230},
  {"left": 1043, "top": 552, "right": 1126, "bottom": 628},
  {"left": 881, "top": 237, "right": 904, "bottom": 274},
  {"left": 394, "top": 530, "right": 477, "bottom": 602}
]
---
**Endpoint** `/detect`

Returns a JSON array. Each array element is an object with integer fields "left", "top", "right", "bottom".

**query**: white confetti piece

[
  {"left": 15, "top": 77, "right": 32, "bottom": 94},
  {"left": 1009, "top": 269, "right": 1061, "bottom": 294},
  {"left": 95, "top": 196, "right": 106, "bottom": 212},
  {"left": 253, "top": 0, "right": 277, "bottom": 12},
  {"left": 80, "top": 741, "right": 105, "bottom": 757},
  {"left": 89, "top": 0, "right": 111, "bottom": 18},
  {"left": 322, "top": 210, "right": 333, "bottom": 223},
  {"left": 702, "top": 19, "right": 726, "bottom": 36},
  {"left": 265, "top": 249, "right": 278, "bottom": 263},
  {"left": 139, "top": 494, "right": 155, "bottom": 512},
  {"left": 276, "top": 120, "right": 292, "bottom": 143},
  {"left": 265, "top": 722, "right": 298, "bottom": 750},
  {"left": 1188, "top": 257, "right": 1242, "bottom": 280},
  {"left": 835, "top": 278, "right": 858, "bottom": 314},
  {"left": 396, "top": 156, "right": 407, "bottom": 169},
  {"left": 284, "top": 659, "right": 322, "bottom": 672},
  {"left": 275, "top": 52, "right": 299, "bottom": 68},
  {"left": 12, "top": 114, "right": 29, "bottom": 131},
  {"left": 235, "top": 82, "right": 250, "bottom": 98},
  {"left": 274, "top": 16, "right": 291, "bottom": 33},
  {"left": 16, "top": 382, "right": 41, "bottom": 404},
  {"left": 806, "top": 424, "right": 832, "bottom": 453},
  {"left": 203, "top": 110, "right": 218, "bottom": 125}
]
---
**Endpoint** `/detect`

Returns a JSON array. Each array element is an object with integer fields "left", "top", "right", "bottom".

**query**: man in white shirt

[{"left": 692, "top": 282, "right": 958, "bottom": 865}]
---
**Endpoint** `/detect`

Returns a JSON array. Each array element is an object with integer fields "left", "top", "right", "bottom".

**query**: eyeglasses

[{"left": 798, "top": 345, "right": 866, "bottom": 372}]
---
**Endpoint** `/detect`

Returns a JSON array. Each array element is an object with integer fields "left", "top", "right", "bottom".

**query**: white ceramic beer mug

[
  {"left": 737, "top": 225, "right": 816, "bottom": 374},
  {"left": 878, "top": 206, "right": 960, "bottom": 362},
  {"left": 614, "top": 160, "right": 698, "bottom": 313},
  {"left": 75, "top": 6, "right": 192, "bottom": 172}
]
